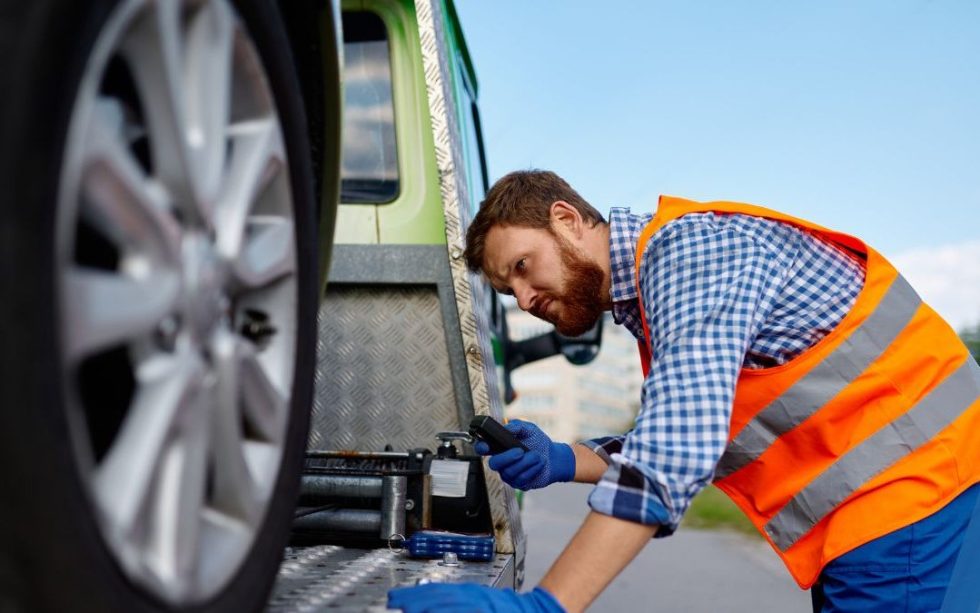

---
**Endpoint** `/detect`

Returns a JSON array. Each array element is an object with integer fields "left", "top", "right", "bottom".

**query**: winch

[{"left": 291, "top": 433, "right": 494, "bottom": 550}]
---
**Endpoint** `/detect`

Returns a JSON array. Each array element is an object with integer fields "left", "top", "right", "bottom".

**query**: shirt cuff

[
  {"left": 587, "top": 454, "right": 677, "bottom": 537},
  {"left": 579, "top": 435, "right": 626, "bottom": 465}
]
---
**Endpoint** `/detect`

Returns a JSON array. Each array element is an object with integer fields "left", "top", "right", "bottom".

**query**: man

[{"left": 388, "top": 170, "right": 980, "bottom": 612}]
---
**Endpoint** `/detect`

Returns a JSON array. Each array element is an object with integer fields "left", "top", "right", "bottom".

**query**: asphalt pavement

[{"left": 521, "top": 482, "right": 812, "bottom": 612}]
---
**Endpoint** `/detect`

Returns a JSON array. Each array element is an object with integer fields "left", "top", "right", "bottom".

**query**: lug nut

[{"left": 240, "top": 309, "right": 276, "bottom": 348}]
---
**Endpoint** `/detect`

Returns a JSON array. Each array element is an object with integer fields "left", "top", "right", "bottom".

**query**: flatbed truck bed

[{"left": 268, "top": 547, "right": 516, "bottom": 611}]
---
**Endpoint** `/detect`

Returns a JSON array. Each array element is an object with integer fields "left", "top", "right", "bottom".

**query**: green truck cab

[{"left": 269, "top": 0, "right": 529, "bottom": 606}]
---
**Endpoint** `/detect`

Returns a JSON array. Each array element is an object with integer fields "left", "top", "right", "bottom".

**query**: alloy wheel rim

[{"left": 56, "top": 0, "right": 298, "bottom": 604}]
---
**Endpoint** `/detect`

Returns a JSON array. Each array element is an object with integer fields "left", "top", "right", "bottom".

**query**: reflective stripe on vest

[
  {"left": 714, "top": 275, "right": 921, "bottom": 481},
  {"left": 634, "top": 195, "right": 980, "bottom": 587},
  {"left": 766, "top": 357, "right": 980, "bottom": 550}
]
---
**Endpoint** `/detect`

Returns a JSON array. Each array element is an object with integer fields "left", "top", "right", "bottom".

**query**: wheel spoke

[
  {"left": 215, "top": 119, "right": 284, "bottom": 259},
  {"left": 232, "top": 217, "right": 296, "bottom": 289},
  {"left": 65, "top": 266, "right": 181, "bottom": 361},
  {"left": 92, "top": 350, "right": 205, "bottom": 547},
  {"left": 183, "top": 0, "right": 235, "bottom": 212},
  {"left": 240, "top": 341, "right": 287, "bottom": 443},
  {"left": 145, "top": 382, "right": 210, "bottom": 587},
  {"left": 196, "top": 509, "right": 251, "bottom": 588},
  {"left": 208, "top": 330, "right": 256, "bottom": 519},
  {"left": 121, "top": 0, "right": 195, "bottom": 207},
  {"left": 82, "top": 98, "right": 182, "bottom": 260}
]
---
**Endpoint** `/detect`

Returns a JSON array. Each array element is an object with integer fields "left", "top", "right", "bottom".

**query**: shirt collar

[{"left": 607, "top": 207, "right": 652, "bottom": 304}]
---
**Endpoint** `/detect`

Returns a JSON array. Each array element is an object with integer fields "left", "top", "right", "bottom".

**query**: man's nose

[{"left": 514, "top": 283, "right": 537, "bottom": 312}]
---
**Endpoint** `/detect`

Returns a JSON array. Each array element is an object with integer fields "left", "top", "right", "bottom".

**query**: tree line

[{"left": 961, "top": 323, "right": 980, "bottom": 364}]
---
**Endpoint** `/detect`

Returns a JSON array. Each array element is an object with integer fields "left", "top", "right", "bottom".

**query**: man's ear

[{"left": 549, "top": 200, "right": 583, "bottom": 238}]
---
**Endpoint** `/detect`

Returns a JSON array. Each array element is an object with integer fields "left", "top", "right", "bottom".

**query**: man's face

[{"left": 483, "top": 224, "right": 605, "bottom": 336}]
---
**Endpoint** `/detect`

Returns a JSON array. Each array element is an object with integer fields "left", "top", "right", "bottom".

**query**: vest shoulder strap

[{"left": 637, "top": 196, "right": 869, "bottom": 263}]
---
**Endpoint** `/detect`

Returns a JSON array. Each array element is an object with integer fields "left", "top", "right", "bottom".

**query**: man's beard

[{"left": 533, "top": 234, "right": 606, "bottom": 337}]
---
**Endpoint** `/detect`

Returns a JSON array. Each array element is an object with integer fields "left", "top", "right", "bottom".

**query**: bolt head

[{"left": 439, "top": 551, "right": 459, "bottom": 567}]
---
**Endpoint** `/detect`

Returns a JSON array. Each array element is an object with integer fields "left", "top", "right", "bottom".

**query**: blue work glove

[
  {"left": 473, "top": 419, "right": 575, "bottom": 490},
  {"left": 388, "top": 583, "right": 564, "bottom": 613}
]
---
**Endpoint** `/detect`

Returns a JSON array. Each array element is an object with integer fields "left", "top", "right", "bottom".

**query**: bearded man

[{"left": 388, "top": 170, "right": 980, "bottom": 613}]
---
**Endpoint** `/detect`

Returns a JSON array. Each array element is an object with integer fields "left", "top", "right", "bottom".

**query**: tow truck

[{"left": 0, "top": 0, "right": 599, "bottom": 610}]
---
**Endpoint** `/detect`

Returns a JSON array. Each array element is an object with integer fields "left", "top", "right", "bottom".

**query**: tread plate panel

[
  {"left": 310, "top": 286, "right": 458, "bottom": 451},
  {"left": 268, "top": 546, "right": 515, "bottom": 611}
]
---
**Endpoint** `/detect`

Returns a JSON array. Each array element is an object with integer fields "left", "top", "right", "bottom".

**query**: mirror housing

[
  {"left": 555, "top": 324, "right": 602, "bottom": 366},
  {"left": 499, "top": 309, "right": 604, "bottom": 403}
]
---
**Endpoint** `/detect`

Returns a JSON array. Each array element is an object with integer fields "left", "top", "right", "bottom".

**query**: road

[{"left": 521, "top": 482, "right": 812, "bottom": 612}]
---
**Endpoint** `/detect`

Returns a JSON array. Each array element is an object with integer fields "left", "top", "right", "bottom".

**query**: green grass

[{"left": 682, "top": 486, "right": 758, "bottom": 536}]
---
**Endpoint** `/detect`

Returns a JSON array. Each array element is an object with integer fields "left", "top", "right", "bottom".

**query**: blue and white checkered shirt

[{"left": 583, "top": 206, "right": 866, "bottom": 535}]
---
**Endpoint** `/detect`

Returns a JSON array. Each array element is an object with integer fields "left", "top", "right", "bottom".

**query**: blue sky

[{"left": 456, "top": 1, "right": 980, "bottom": 328}]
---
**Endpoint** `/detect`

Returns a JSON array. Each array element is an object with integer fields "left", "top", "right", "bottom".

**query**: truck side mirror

[
  {"left": 498, "top": 308, "right": 603, "bottom": 403},
  {"left": 503, "top": 317, "right": 603, "bottom": 371},
  {"left": 554, "top": 321, "right": 603, "bottom": 365}
]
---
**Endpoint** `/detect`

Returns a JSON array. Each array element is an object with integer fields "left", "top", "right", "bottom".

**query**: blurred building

[{"left": 503, "top": 308, "right": 643, "bottom": 444}]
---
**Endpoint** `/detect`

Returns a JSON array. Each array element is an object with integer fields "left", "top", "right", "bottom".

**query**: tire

[{"left": 0, "top": 0, "right": 322, "bottom": 611}]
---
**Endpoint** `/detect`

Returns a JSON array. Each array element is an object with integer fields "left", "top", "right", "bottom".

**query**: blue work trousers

[{"left": 811, "top": 483, "right": 980, "bottom": 612}]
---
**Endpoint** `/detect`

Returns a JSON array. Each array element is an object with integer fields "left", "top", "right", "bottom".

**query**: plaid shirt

[{"left": 583, "top": 206, "right": 865, "bottom": 535}]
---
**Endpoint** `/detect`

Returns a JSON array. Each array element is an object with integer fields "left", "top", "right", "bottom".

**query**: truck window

[
  {"left": 341, "top": 11, "right": 399, "bottom": 204},
  {"left": 456, "top": 57, "right": 489, "bottom": 210},
  {"left": 461, "top": 100, "right": 488, "bottom": 206}
]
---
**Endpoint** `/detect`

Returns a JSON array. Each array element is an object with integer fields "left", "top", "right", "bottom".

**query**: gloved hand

[
  {"left": 388, "top": 583, "right": 564, "bottom": 613},
  {"left": 473, "top": 419, "right": 575, "bottom": 490}
]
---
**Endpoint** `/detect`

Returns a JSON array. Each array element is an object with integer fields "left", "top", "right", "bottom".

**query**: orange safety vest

[{"left": 634, "top": 196, "right": 980, "bottom": 588}]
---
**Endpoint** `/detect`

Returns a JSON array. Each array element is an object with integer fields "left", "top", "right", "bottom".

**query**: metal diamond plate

[
  {"left": 268, "top": 546, "right": 515, "bottom": 612},
  {"left": 415, "top": 0, "right": 525, "bottom": 568},
  {"left": 310, "top": 286, "right": 458, "bottom": 451}
]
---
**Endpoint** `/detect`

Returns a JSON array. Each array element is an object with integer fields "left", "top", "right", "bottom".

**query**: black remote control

[{"left": 468, "top": 416, "right": 529, "bottom": 454}]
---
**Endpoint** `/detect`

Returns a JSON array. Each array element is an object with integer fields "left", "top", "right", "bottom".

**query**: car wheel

[{"left": 0, "top": 0, "right": 319, "bottom": 610}]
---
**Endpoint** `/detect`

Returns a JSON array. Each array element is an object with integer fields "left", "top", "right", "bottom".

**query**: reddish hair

[{"left": 464, "top": 170, "right": 605, "bottom": 272}]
